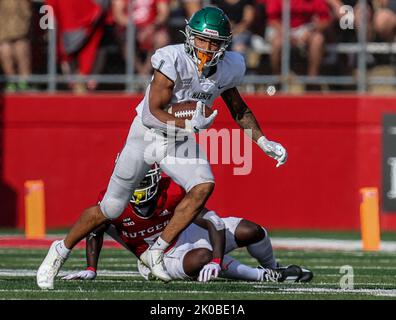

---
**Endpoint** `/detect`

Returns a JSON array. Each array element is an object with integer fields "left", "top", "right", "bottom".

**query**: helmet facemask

[
  {"left": 130, "top": 164, "right": 161, "bottom": 206},
  {"left": 183, "top": 24, "right": 231, "bottom": 72}
]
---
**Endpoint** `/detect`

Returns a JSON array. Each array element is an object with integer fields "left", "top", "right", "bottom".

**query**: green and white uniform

[{"left": 100, "top": 7, "right": 246, "bottom": 220}]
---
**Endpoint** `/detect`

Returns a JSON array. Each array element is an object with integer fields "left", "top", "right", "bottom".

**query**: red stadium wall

[{"left": 1, "top": 94, "right": 396, "bottom": 231}]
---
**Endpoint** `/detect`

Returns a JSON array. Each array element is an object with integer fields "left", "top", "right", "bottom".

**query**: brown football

[{"left": 167, "top": 101, "right": 213, "bottom": 120}]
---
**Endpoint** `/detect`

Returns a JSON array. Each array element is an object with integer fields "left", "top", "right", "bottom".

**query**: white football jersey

[{"left": 135, "top": 44, "right": 246, "bottom": 117}]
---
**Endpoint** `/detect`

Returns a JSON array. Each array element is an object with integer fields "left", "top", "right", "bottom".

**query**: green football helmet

[{"left": 183, "top": 7, "right": 232, "bottom": 71}]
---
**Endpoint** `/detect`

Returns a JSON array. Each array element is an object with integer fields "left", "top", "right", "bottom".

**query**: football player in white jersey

[
  {"left": 63, "top": 216, "right": 313, "bottom": 284},
  {"left": 62, "top": 170, "right": 312, "bottom": 283},
  {"left": 37, "top": 6, "right": 288, "bottom": 289}
]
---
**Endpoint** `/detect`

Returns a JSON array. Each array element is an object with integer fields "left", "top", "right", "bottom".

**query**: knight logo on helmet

[{"left": 130, "top": 163, "right": 161, "bottom": 205}]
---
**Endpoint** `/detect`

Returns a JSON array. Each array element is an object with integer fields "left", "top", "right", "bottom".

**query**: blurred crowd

[{"left": 1, "top": 0, "right": 396, "bottom": 92}]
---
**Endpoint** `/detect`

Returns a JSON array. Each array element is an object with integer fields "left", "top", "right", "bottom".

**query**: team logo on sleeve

[
  {"left": 159, "top": 209, "right": 172, "bottom": 217},
  {"left": 122, "top": 217, "right": 135, "bottom": 226},
  {"left": 182, "top": 78, "right": 192, "bottom": 86}
]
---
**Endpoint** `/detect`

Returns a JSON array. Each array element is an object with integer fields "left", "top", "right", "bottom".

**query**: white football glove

[
  {"left": 257, "top": 136, "right": 287, "bottom": 167},
  {"left": 61, "top": 269, "right": 97, "bottom": 281},
  {"left": 185, "top": 101, "right": 218, "bottom": 133},
  {"left": 198, "top": 261, "right": 221, "bottom": 282}
]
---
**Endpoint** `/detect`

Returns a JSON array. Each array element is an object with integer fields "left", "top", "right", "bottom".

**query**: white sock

[
  {"left": 55, "top": 240, "right": 71, "bottom": 258},
  {"left": 221, "top": 255, "right": 262, "bottom": 281},
  {"left": 247, "top": 228, "right": 277, "bottom": 268},
  {"left": 150, "top": 236, "right": 169, "bottom": 251}
]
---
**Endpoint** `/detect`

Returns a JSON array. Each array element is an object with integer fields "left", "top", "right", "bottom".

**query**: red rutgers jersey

[{"left": 98, "top": 177, "right": 185, "bottom": 257}]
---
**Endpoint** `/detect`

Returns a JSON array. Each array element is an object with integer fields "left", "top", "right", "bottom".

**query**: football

[{"left": 167, "top": 101, "right": 213, "bottom": 120}]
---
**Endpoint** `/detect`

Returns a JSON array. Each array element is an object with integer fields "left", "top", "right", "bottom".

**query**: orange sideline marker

[
  {"left": 360, "top": 187, "right": 380, "bottom": 251},
  {"left": 25, "top": 180, "right": 46, "bottom": 239}
]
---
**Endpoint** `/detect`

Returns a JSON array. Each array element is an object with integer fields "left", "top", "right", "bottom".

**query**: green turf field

[{"left": 1, "top": 246, "right": 396, "bottom": 300}]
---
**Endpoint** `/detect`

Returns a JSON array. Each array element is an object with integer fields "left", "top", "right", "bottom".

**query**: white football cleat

[
  {"left": 37, "top": 240, "right": 69, "bottom": 289},
  {"left": 140, "top": 248, "right": 171, "bottom": 282},
  {"left": 137, "top": 259, "right": 152, "bottom": 281}
]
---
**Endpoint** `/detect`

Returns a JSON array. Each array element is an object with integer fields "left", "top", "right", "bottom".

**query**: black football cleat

[
  {"left": 257, "top": 265, "right": 303, "bottom": 283},
  {"left": 275, "top": 264, "right": 314, "bottom": 283},
  {"left": 298, "top": 267, "right": 314, "bottom": 283},
  {"left": 275, "top": 264, "right": 303, "bottom": 282}
]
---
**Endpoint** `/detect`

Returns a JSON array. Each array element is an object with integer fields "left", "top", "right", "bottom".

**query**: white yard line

[
  {"left": 313, "top": 266, "right": 396, "bottom": 270},
  {"left": 280, "top": 287, "right": 396, "bottom": 297},
  {"left": 3, "top": 237, "right": 396, "bottom": 252},
  {"left": 1, "top": 270, "right": 394, "bottom": 287},
  {"left": 0, "top": 269, "right": 140, "bottom": 277},
  {"left": 1, "top": 269, "right": 396, "bottom": 298},
  {"left": 271, "top": 237, "right": 396, "bottom": 252},
  {"left": 2, "top": 236, "right": 396, "bottom": 252},
  {"left": 0, "top": 287, "right": 395, "bottom": 298}
]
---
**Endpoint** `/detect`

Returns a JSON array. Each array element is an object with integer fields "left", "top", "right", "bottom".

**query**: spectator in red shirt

[
  {"left": 46, "top": 0, "right": 112, "bottom": 93},
  {"left": 265, "top": 0, "right": 330, "bottom": 80},
  {"left": 112, "top": 0, "right": 170, "bottom": 77}
]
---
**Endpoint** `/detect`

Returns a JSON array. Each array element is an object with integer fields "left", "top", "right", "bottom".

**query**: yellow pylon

[{"left": 24, "top": 180, "right": 46, "bottom": 239}]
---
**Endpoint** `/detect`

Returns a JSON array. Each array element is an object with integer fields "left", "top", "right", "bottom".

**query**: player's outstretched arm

[
  {"left": 62, "top": 223, "right": 108, "bottom": 281},
  {"left": 193, "top": 208, "right": 225, "bottom": 282},
  {"left": 221, "top": 87, "right": 287, "bottom": 167}
]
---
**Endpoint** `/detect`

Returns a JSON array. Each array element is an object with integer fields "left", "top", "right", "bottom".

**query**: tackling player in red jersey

[{"left": 63, "top": 165, "right": 313, "bottom": 283}]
